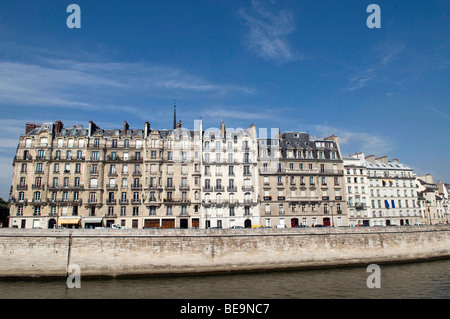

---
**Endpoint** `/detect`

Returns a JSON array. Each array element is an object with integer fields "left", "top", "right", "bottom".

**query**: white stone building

[
  {"left": 200, "top": 122, "right": 259, "bottom": 228},
  {"left": 343, "top": 153, "right": 422, "bottom": 226},
  {"left": 343, "top": 153, "right": 370, "bottom": 226}
]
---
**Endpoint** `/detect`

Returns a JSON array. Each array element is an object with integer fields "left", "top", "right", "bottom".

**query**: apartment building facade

[
  {"left": 365, "top": 155, "right": 421, "bottom": 226},
  {"left": 417, "top": 175, "right": 446, "bottom": 225},
  {"left": 201, "top": 122, "right": 259, "bottom": 228},
  {"left": 257, "top": 132, "right": 348, "bottom": 228},
  {"left": 343, "top": 153, "right": 370, "bottom": 226},
  {"left": 9, "top": 119, "right": 445, "bottom": 229},
  {"left": 9, "top": 120, "right": 204, "bottom": 229}
]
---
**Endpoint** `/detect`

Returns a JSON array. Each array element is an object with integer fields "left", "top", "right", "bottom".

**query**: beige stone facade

[
  {"left": 9, "top": 120, "right": 203, "bottom": 229},
  {"left": 8, "top": 119, "right": 446, "bottom": 229},
  {"left": 257, "top": 132, "right": 348, "bottom": 228}
]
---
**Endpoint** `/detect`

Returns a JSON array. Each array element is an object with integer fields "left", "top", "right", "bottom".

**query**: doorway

[
  {"left": 244, "top": 219, "right": 252, "bottom": 228},
  {"left": 323, "top": 218, "right": 331, "bottom": 227},
  {"left": 291, "top": 218, "right": 299, "bottom": 228},
  {"left": 48, "top": 219, "right": 56, "bottom": 229},
  {"left": 180, "top": 219, "right": 188, "bottom": 229}
]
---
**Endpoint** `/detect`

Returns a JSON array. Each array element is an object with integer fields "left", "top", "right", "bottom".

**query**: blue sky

[{"left": 0, "top": 0, "right": 449, "bottom": 199}]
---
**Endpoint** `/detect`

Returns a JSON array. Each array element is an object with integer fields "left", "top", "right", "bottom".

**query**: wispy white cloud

[
  {"left": 199, "top": 106, "right": 275, "bottom": 121},
  {"left": 429, "top": 106, "right": 450, "bottom": 121},
  {"left": 239, "top": 0, "right": 299, "bottom": 62},
  {"left": 345, "top": 43, "right": 406, "bottom": 92},
  {"left": 309, "top": 124, "right": 393, "bottom": 156},
  {"left": 0, "top": 59, "right": 256, "bottom": 113}
]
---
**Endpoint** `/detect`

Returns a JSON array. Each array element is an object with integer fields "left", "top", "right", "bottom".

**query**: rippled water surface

[{"left": 1, "top": 259, "right": 449, "bottom": 299}]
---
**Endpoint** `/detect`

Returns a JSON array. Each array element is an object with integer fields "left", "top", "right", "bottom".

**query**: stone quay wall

[{"left": 0, "top": 225, "right": 449, "bottom": 278}]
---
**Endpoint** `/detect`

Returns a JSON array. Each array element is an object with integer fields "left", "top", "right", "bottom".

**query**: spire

[{"left": 173, "top": 99, "right": 177, "bottom": 130}]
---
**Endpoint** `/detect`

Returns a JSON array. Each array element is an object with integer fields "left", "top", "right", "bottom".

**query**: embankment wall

[{"left": 0, "top": 226, "right": 449, "bottom": 277}]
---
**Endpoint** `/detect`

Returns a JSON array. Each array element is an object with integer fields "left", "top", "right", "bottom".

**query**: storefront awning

[
  {"left": 83, "top": 217, "right": 103, "bottom": 224},
  {"left": 58, "top": 217, "right": 81, "bottom": 225}
]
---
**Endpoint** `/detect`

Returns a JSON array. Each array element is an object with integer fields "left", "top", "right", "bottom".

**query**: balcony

[
  {"left": 16, "top": 184, "right": 28, "bottom": 190},
  {"left": 179, "top": 185, "right": 190, "bottom": 191},
  {"left": 163, "top": 198, "right": 191, "bottom": 205},
  {"left": 242, "top": 199, "right": 257, "bottom": 205},
  {"left": 106, "top": 199, "right": 116, "bottom": 205},
  {"left": 131, "top": 184, "right": 142, "bottom": 190},
  {"left": 227, "top": 186, "right": 237, "bottom": 192},
  {"left": 242, "top": 186, "right": 254, "bottom": 192},
  {"left": 284, "top": 168, "right": 320, "bottom": 174},
  {"left": 106, "top": 184, "right": 118, "bottom": 190},
  {"left": 214, "top": 186, "right": 225, "bottom": 192},
  {"left": 318, "top": 169, "right": 344, "bottom": 175},
  {"left": 10, "top": 198, "right": 28, "bottom": 205},
  {"left": 288, "top": 197, "right": 320, "bottom": 202},
  {"left": 263, "top": 196, "right": 272, "bottom": 201},
  {"left": 119, "top": 199, "right": 129, "bottom": 205}
]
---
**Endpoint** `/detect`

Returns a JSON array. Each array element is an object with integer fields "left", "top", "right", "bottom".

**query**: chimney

[
  {"left": 375, "top": 156, "right": 389, "bottom": 164},
  {"left": 124, "top": 121, "right": 129, "bottom": 134},
  {"left": 248, "top": 123, "right": 256, "bottom": 139},
  {"left": 88, "top": 121, "right": 98, "bottom": 136},
  {"left": 194, "top": 119, "right": 203, "bottom": 140},
  {"left": 220, "top": 122, "right": 226, "bottom": 138},
  {"left": 365, "top": 155, "right": 375, "bottom": 163},
  {"left": 144, "top": 121, "right": 150, "bottom": 138},
  {"left": 393, "top": 158, "right": 399, "bottom": 163},
  {"left": 54, "top": 120, "right": 64, "bottom": 135},
  {"left": 25, "top": 123, "right": 40, "bottom": 135}
]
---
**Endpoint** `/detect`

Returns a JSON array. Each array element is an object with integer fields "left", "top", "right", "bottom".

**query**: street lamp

[{"left": 426, "top": 200, "right": 432, "bottom": 225}]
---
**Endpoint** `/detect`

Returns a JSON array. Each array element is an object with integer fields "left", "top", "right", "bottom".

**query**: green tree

[{"left": 0, "top": 197, "right": 10, "bottom": 227}]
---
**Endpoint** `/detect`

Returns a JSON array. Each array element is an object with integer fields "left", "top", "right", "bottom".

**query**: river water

[{"left": 0, "top": 259, "right": 449, "bottom": 299}]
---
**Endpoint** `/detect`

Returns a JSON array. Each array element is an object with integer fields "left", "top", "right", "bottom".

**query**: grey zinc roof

[
  {"left": 280, "top": 132, "right": 339, "bottom": 160},
  {"left": 366, "top": 161, "right": 412, "bottom": 171},
  {"left": 57, "top": 127, "right": 88, "bottom": 137}
]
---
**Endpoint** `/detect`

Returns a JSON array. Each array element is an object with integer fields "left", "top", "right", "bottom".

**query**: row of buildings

[{"left": 7, "top": 118, "right": 450, "bottom": 229}]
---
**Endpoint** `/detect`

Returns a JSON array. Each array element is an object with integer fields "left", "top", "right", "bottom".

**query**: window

[
  {"left": 107, "top": 207, "right": 114, "bottom": 216},
  {"left": 33, "top": 206, "right": 41, "bottom": 216},
  {"left": 90, "top": 178, "right": 98, "bottom": 188},
  {"left": 36, "top": 163, "right": 44, "bottom": 173},
  {"left": 89, "top": 192, "right": 97, "bottom": 203}
]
